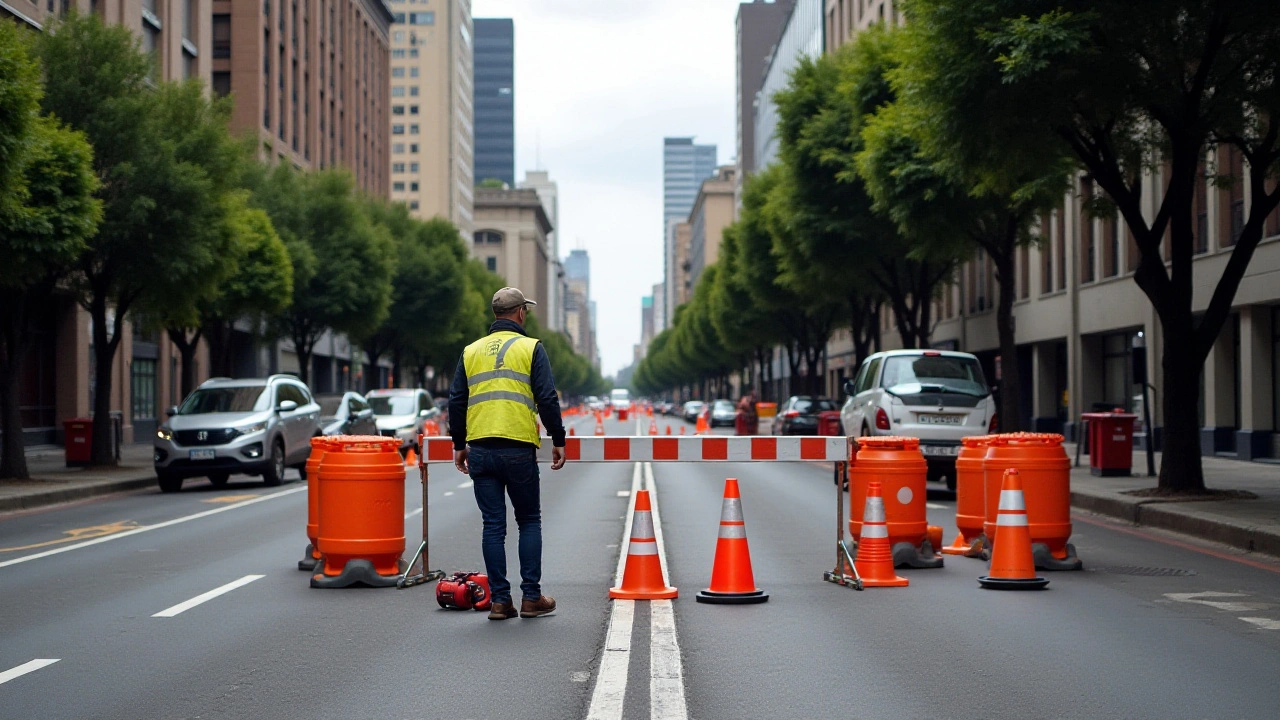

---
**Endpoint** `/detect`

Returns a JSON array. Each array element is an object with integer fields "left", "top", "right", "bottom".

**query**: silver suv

[
  {"left": 366, "top": 388, "right": 440, "bottom": 455},
  {"left": 153, "top": 375, "right": 321, "bottom": 493}
]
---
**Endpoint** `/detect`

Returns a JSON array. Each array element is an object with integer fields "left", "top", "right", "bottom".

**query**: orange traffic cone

[
  {"left": 569, "top": 426, "right": 576, "bottom": 436},
  {"left": 680, "top": 426, "right": 686, "bottom": 435},
  {"left": 979, "top": 469, "right": 1049, "bottom": 590},
  {"left": 697, "top": 478, "right": 767, "bottom": 604},
  {"left": 404, "top": 446, "right": 417, "bottom": 467},
  {"left": 594, "top": 414, "right": 605, "bottom": 436},
  {"left": 609, "top": 490, "right": 677, "bottom": 599},
  {"left": 941, "top": 532, "right": 971, "bottom": 555},
  {"left": 648, "top": 418, "right": 658, "bottom": 436},
  {"left": 695, "top": 413, "right": 708, "bottom": 435},
  {"left": 665, "top": 425, "right": 672, "bottom": 436},
  {"left": 854, "top": 481, "right": 909, "bottom": 587}
]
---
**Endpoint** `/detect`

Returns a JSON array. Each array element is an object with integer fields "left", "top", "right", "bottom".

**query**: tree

[
  {"left": 0, "top": 23, "right": 100, "bottom": 479},
  {"left": 37, "top": 14, "right": 241, "bottom": 465},
  {"left": 901, "top": 0, "right": 1280, "bottom": 491},
  {"left": 709, "top": 224, "right": 787, "bottom": 397}
]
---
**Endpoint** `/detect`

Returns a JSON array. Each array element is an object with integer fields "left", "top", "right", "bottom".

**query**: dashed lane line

[
  {"left": 152, "top": 574, "right": 265, "bottom": 617},
  {"left": 586, "top": 462, "right": 643, "bottom": 720},
  {"left": 458, "top": 481, "right": 474, "bottom": 489},
  {"left": 644, "top": 462, "right": 687, "bottom": 720},
  {"left": 406, "top": 507, "right": 423, "bottom": 519},
  {"left": 0, "top": 486, "right": 307, "bottom": 570},
  {"left": 1239, "top": 618, "right": 1280, "bottom": 630},
  {"left": 0, "top": 659, "right": 59, "bottom": 686}
]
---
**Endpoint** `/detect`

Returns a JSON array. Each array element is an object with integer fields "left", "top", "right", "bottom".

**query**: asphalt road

[{"left": 2, "top": 411, "right": 1279, "bottom": 719}]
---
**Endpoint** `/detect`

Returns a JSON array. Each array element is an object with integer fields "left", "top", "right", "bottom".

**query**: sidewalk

[
  {"left": 0, "top": 444, "right": 158, "bottom": 513},
  {"left": 1066, "top": 443, "right": 1280, "bottom": 557}
]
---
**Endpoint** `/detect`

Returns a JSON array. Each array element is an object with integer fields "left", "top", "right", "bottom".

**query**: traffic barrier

[
  {"left": 982, "top": 433, "right": 1080, "bottom": 570},
  {"left": 854, "top": 481, "right": 909, "bottom": 588},
  {"left": 978, "top": 469, "right": 1049, "bottom": 590},
  {"left": 298, "top": 435, "right": 341, "bottom": 571},
  {"left": 610, "top": 490, "right": 678, "bottom": 599},
  {"left": 942, "top": 435, "right": 991, "bottom": 557},
  {"left": 311, "top": 436, "right": 407, "bottom": 589},
  {"left": 848, "top": 437, "right": 943, "bottom": 569},
  {"left": 697, "top": 478, "right": 768, "bottom": 604}
]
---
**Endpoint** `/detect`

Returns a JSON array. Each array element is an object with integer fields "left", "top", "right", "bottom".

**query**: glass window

[
  {"left": 410, "top": 67, "right": 419, "bottom": 78},
  {"left": 392, "top": 67, "right": 405, "bottom": 78},
  {"left": 392, "top": 143, "right": 405, "bottom": 153},
  {"left": 392, "top": 106, "right": 405, "bottom": 115},
  {"left": 392, "top": 86, "right": 405, "bottom": 97},
  {"left": 392, "top": 163, "right": 405, "bottom": 173},
  {"left": 318, "top": 396, "right": 345, "bottom": 418},
  {"left": 486, "top": 257, "right": 497, "bottom": 272},
  {"left": 409, "top": 162, "right": 419, "bottom": 172},
  {"left": 131, "top": 359, "right": 157, "bottom": 422},
  {"left": 880, "top": 355, "right": 987, "bottom": 396},
  {"left": 179, "top": 386, "right": 270, "bottom": 414},
  {"left": 369, "top": 394, "right": 416, "bottom": 415},
  {"left": 393, "top": 182, "right": 405, "bottom": 192},
  {"left": 213, "top": 14, "right": 231, "bottom": 58},
  {"left": 410, "top": 182, "right": 418, "bottom": 191},
  {"left": 409, "top": 124, "right": 419, "bottom": 135},
  {"left": 392, "top": 124, "right": 405, "bottom": 135},
  {"left": 409, "top": 201, "right": 420, "bottom": 210}
]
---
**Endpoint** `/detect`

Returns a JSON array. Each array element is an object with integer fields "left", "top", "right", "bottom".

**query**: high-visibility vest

[{"left": 462, "top": 330, "right": 541, "bottom": 446}]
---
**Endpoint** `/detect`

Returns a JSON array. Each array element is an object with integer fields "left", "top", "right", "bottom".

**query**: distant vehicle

[
  {"left": 709, "top": 399, "right": 737, "bottom": 428},
  {"left": 153, "top": 375, "right": 321, "bottom": 493},
  {"left": 586, "top": 396, "right": 606, "bottom": 412},
  {"left": 366, "top": 388, "right": 440, "bottom": 455},
  {"left": 681, "top": 401, "right": 706, "bottom": 423},
  {"left": 840, "top": 349, "right": 996, "bottom": 490},
  {"left": 317, "top": 392, "right": 378, "bottom": 437},
  {"left": 656, "top": 400, "right": 675, "bottom": 416},
  {"left": 611, "top": 388, "right": 632, "bottom": 412},
  {"left": 776, "top": 396, "right": 839, "bottom": 436}
]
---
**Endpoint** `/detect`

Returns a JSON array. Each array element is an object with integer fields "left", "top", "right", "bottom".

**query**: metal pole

[
  {"left": 1141, "top": 383, "right": 1156, "bottom": 477},
  {"left": 823, "top": 437, "right": 862, "bottom": 590},
  {"left": 398, "top": 435, "right": 444, "bottom": 589}
]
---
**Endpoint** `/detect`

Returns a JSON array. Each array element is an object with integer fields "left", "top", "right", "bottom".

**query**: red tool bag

[{"left": 435, "top": 572, "right": 492, "bottom": 611}]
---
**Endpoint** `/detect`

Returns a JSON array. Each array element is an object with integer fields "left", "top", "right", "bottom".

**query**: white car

[
  {"left": 366, "top": 388, "right": 441, "bottom": 455},
  {"left": 840, "top": 350, "right": 997, "bottom": 490}
]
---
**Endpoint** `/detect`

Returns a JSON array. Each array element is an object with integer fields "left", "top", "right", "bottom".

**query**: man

[{"left": 449, "top": 287, "right": 567, "bottom": 620}]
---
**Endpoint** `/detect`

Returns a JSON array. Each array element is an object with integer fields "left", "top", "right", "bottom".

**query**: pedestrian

[{"left": 449, "top": 287, "right": 567, "bottom": 620}]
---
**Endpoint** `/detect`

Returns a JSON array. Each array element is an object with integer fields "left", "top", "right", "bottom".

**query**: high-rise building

[
  {"left": 652, "top": 282, "right": 666, "bottom": 335},
  {"left": 640, "top": 295, "right": 655, "bottom": 356},
  {"left": 663, "top": 137, "right": 717, "bottom": 327},
  {"left": 473, "top": 18, "right": 514, "bottom": 187},
  {"left": 736, "top": 0, "right": 795, "bottom": 207},
  {"left": 755, "top": 0, "right": 823, "bottom": 170},
  {"left": 564, "top": 249, "right": 595, "bottom": 364},
  {"left": 472, "top": 188, "right": 552, "bottom": 310},
  {"left": 687, "top": 166, "right": 738, "bottom": 289},
  {"left": 518, "top": 170, "right": 564, "bottom": 331},
  {"left": 388, "top": 0, "right": 473, "bottom": 234}
]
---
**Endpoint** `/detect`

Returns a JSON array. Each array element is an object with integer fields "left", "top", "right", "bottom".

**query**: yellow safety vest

[{"left": 463, "top": 330, "right": 541, "bottom": 446}]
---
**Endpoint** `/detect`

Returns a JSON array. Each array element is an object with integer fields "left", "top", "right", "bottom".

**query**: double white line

[{"left": 587, "top": 462, "right": 687, "bottom": 720}]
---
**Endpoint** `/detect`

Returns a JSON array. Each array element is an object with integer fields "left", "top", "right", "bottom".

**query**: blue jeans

[{"left": 468, "top": 445, "right": 542, "bottom": 605}]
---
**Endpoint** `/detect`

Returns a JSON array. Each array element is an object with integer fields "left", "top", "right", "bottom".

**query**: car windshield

[
  {"left": 881, "top": 355, "right": 988, "bottom": 396},
  {"left": 369, "top": 395, "right": 416, "bottom": 415},
  {"left": 792, "top": 397, "right": 836, "bottom": 413},
  {"left": 178, "top": 386, "right": 269, "bottom": 414},
  {"left": 317, "top": 396, "right": 344, "bottom": 419},
  {"left": 686, "top": 402, "right": 705, "bottom": 411},
  {"left": 713, "top": 401, "right": 735, "bottom": 412}
]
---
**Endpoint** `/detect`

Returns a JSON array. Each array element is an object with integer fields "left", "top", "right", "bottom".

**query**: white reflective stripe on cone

[
  {"left": 862, "top": 523, "right": 889, "bottom": 539},
  {"left": 997, "top": 513, "right": 1029, "bottom": 526},
  {"left": 864, "top": 497, "right": 887, "bottom": 523},
  {"left": 718, "top": 524, "right": 747, "bottom": 539},
  {"left": 631, "top": 512, "right": 655, "bottom": 540},
  {"left": 998, "top": 490, "right": 1027, "bottom": 511},
  {"left": 720, "top": 498, "right": 743, "bottom": 522},
  {"left": 628, "top": 540, "right": 660, "bottom": 555}
]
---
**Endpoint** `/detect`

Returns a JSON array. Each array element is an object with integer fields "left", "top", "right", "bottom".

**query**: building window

[
  {"left": 1103, "top": 215, "right": 1119, "bottom": 278},
  {"left": 393, "top": 182, "right": 405, "bottom": 191},
  {"left": 392, "top": 124, "right": 405, "bottom": 135},
  {"left": 410, "top": 182, "right": 418, "bottom": 191},
  {"left": 131, "top": 359, "right": 157, "bottom": 424},
  {"left": 475, "top": 231, "right": 503, "bottom": 244},
  {"left": 409, "top": 105, "right": 418, "bottom": 115},
  {"left": 412, "top": 12, "right": 434, "bottom": 24},
  {"left": 213, "top": 14, "right": 231, "bottom": 58},
  {"left": 1194, "top": 158, "right": 1209, "bottom": 254},
  {"left": 409, "top": 86, "right": 419, "bottom": 97},
  {"left": 392, "top": 86, "right": 406, "bottom": 97},
  {"left": 392, "top": 49, "right": 406, "bottom": 59},
  {"left": 409, "top": 124, "right": 419, "bottom": 135},
  {"left": 409, "top": 143, "right": 418, "bottom": 153},
  {"left": 409, "top": 162, "right": 419, "bottom": 172},
  {"left": 409, "top": 201, "right": 419, "bottom": 210},
  {"left": 392, "top": 106, "right": 405, "bottom": 115},
  {"left": 392, "top": 162, "right": 405, "bottom": 173},
  {"left": 1102, "top": 332, "right": 1135, "bottom": 412},
  {"left": 409, "top": 48, "right": 419, "bottom": 58},
  {"left": 212, "top": 71, "right": 231, "bottom": 97},
  {"left": 392, "top": 143, "right": 405, "bottom": 153},
  {"left": 1040, "top": 214, "right": 1053, "bottom": 294},
  {"left": 392, "top": 67, "right": 405, "bottom": 78},
  {"left": 1080, "top": 178, "right": 1096, "bottom": 283},
  {"left": 486, "top": 257, "right": 497, "bottom": 272},
  {"left": 393, "top": 30, "right": 405, "bottom": 42},
  {"left": 410, "top": 67, "right": 419, "bottom": 78},
  {"left": 1220, "top": 145, "right": 1244, "bottom": 248}
]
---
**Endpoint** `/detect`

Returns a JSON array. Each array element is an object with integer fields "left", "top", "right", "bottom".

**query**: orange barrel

[
  {"left": 305, "top": 436, "right": 343, "bottom": 555},
  {"left": 849, "top": 436, "right": 928, "bottom": 548},
  {"left": 982, "top": 433, "right": 1072, "bottom": 557},
  {"left": 316, "top": 435, "right": 406, "bottom": 577},
  {"left": 955, "top": 435, "right": 992, "bottom": 543}
]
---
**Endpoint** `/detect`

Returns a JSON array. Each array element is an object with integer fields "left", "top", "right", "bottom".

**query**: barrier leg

[
  {"left": 822, "top": 446, "right": 863, "bottom": 591},
  {"left": 398, "top": 460, "right": 445, "bottom": 589}
]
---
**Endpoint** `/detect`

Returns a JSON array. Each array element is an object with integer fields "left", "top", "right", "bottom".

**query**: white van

[{"left": 610, "top": 388, "right": 632, "bottom": 411}]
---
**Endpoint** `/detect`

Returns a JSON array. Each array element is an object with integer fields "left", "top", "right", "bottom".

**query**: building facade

[
  {"left": 564, "top": 248, "right": 597, "bottom": 366},
  {"left": 388, "top": 0, "right": 472, "bottom": 233},
  {"left": 824, "top": 0, "right": 898, "bottom": 49},
  {"left": 472, "top": 188, "right": 553, "bottom": 321},
  {"left": 662, "top": 137, "right": 717, "bottom": 327},
  {"left": 518, "top": 170, "right": 565, "bottom": 331},
  {"left": 686, "top": 166, "right": 737, "bottom": 290},
  {"left": 736, "top": 0, "right": 794, "bottom": 206},
  {"left": 754, "top": 0, "right": 822, "bottom": 170},
  {"left": 472, "top": 17, "right": 513, "bottom": 186}
]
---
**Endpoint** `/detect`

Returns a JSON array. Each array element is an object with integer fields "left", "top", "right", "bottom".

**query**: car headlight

[
  {"left": 156, "top": 427, "right": 172, "bottom": 441},
  {"left": 235, "top": 421, "right": 267, "bottom": 435}
]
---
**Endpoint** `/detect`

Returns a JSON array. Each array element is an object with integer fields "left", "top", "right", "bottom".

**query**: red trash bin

[
  {"left": 63, "top": 417, "right": 93, "bottom": 467},
  {"left": 1081, "top": 412, "right": 1137, "bottom": 477},
  {"left": 817, "top": 411, "right": 842, "bottom": 436}
]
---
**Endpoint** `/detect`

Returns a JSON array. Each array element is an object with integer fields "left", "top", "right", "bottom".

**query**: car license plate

[
  {"left": 919, "top": 414, "right": 962, "bottom": 425},
  {"left": 921, "top": 445, "right": 960, "bottom": 457},
  {"left": 189, "top": 449, "right": 216, "bottom": 461}
]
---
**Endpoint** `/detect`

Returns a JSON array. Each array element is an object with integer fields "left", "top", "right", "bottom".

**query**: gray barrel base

[
  {"left": 978, "top": 575, "right": 1049, "bottom": 590},
  {"left": 695, "top": 588, "right": 769, "bottom": 604},
  {"left": 310, "top": 559, "right": 401, "bottom": 589},
  {"left": 964, "top": 534, "right": 989, "bottom": 560},
  {"left": 297, "top": 543, "right": 319, "bottom": 571},
  {"left": 1033, "top": 542, "right": 1083, "bottom": 571},
  {"left": 892, "top": 540, "right": 945, "bottom": 569}
]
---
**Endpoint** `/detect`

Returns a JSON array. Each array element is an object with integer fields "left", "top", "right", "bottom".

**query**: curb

[
  {"left": 0, "top": 475, "right": 156, "bottom": 514},
  {"left": 1071, "top": 490, "right": 1280, "bottom": 558}
]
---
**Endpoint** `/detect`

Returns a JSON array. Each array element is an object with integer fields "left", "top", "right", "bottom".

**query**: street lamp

[{"left": 1132, "top": 332, "right": 1157, "bottom": 477}]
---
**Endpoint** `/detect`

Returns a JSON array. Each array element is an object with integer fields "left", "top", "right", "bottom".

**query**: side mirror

[
  {"left": 419, "top": 408, "right": 430, "bottom": 418},
  {"left": 277, "top": 400, "right": 298, "bottom": 412},
  {"left": 166, "top": 406, "right": 179, "bottom": 417},
  {"left": 842, "top": 379, "right": 857, "bottom": 396},
  {"left": 358, "top": 408, "right": 374, "bottom": 419}
]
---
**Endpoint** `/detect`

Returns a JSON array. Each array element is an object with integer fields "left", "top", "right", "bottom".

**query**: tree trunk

[
  {"left": 290, "top": 323, "right": 315, "bottom": 386},
  {"left": 993, "top": 224, "right": 1022, "bottom": 433},
  {"left": 166, "top": 328, "right": 202, "bottom": 400},
  {"left": 0, "top": 289, "right": 32, "bottom": 480},
  {"left": 204, "top": 320, "right": 234, "bottom": 377},
  {"left": 88, "top": 293, "right": 124, "bottom": 467}
]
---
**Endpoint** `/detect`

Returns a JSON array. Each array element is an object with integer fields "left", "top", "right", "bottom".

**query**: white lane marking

[
  {"left": 405, "top": 508, "right": 423, "bottom": 519},
  {"left": 1239, "top": 617, "right": 1280, "bottom": 630},
  {"left": 644, "top": 463, "right": 687, "bottom": 720},
  {"left": 1165, "top": 591, "right": 1273, "bottom": 613},
  {"left": 587, "top": 463, "right": 644, "bottom": 720},
  {"left": 0, "top": 486, "right": 306, "bottom": 570},
  {"left": 443, "top": 491, "right": 455, "bottom": 497},
  {"left": 926, "top": 503, "right": 947, "bottom": 510},
  {"left": 458, "top": 481, "right": 473, "bottom": 489},
  {"left": 616, "top": 490, "right": 631, "bottom": 498},
  {"left": 0, "top": 659, "right": 59, "bottom": 686},
  {"left": 152, "top": 574, "right": 265, "bottom": 617}
]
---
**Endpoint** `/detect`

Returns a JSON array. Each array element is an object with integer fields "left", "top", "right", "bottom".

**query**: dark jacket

[{"left": 449, "top": 318, "right": 566, "bottom": 450}]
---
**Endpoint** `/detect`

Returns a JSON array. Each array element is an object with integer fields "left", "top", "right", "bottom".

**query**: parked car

[
  {"left": 366, "top": 388, "right": 440, "bottom": 455},
  {"left": 585, "top": 395, "right": 606, "bottom": 412},
  {"left": 317, "top": 392, "right": 378, "bottom": 437},
  {"left": 153, "top": 375, "right": 322, "bottom": 493},
  {"left": 776, "top": 396, "right": 840, "bottom": 435},
  {"left": 709, "top": 399, "right": 737, "bottom": 428},
  {"left": 840, "top": 350, "right": 996, "bottom": 490},
  {"left": 681, "top": 401, "right": 706, "bottom": 423},
  {"left": 656, "top": 400, "right": 675, "bottom": 416}
]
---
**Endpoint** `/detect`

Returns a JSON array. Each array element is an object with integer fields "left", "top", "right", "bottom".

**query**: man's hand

[
  {"left": 551, "top": 446, "right": 566, "bottom": 470},
  {"left": 454, "top": 448, "right": 469, "bottom": 474}
]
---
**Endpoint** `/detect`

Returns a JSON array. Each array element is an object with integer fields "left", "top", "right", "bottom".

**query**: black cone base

[
  {"left": 297, "top": 543, "right": 319, "bottom": 571},
  {"left": 978, "top": 575, "right": 1049, "bottom": 590},
  {"left": 310, "top": 559, "right": 401, "bottom": 588},
  {"left": 696, "top": 588, "right": 769, "bottom": 604}
]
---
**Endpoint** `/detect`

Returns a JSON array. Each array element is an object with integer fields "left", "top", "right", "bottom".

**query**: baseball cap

[{"left": 492, "top": 287, "right": 537, "bottom": 313}]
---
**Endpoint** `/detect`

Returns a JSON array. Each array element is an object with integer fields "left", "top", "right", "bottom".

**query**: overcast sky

[{"left": 472, "top": 0, "right": 749, "bottom": 377}]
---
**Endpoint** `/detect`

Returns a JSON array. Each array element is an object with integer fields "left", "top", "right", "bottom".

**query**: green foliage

[{"left": 0, "top": 20, "right": 43, "bottom": 222}]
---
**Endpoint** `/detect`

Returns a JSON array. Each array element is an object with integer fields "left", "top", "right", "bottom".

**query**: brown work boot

[
  {"left": 520, "top": 595, "right": 556, "bottom": 618},
  {"left": 487, "top": 602, "right": 518, "bottom": 620}
]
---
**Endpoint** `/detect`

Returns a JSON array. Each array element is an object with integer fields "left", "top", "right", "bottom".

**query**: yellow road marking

[
  {"left": 0, "top": 520, "right": 141, "bottom": 553},
  {"left": 201, "top": 495, "right": 260, "bottom": 504}
]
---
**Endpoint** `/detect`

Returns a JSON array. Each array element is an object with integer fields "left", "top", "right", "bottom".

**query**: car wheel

[
  {"left": 157, "top": 472, "right": 183, "bottom": 493},
  {"left": 262, "top": 440, "right": 286, "bottom": 486},
  {"left": 207, "top": 472, "right": 230, "bottom": 487}
]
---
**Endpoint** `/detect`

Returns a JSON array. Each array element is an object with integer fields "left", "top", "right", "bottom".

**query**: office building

[
  {"left": 825, "top": 0, "right": 900, "bottom": 50},
  {"left": 736, "top": 0, "right": 795, "bottom": 206},
  {"left": 388, "top": 0, "right": 473, "bottom": 234},
  {"left": 640, "top": 296, "right": 655, "bottom": 357},
  {"left": 663, "top": 137, "right": 717, "bottom": 325},
  {"left": 473, "top": 17, "right": 514, "bottom": 186},
  {"left": 472, "top": 188, "right": 553, "bottom": 321},
  {"left": 564, "top": 249, "right": 596, "bottom": 364},
  {"left": 518, "top": 170, "right": 564, "bottom": 331},
  {"left": 686, "top": 166, "right": 737, "bottom": 289},
  {"left": 754, "top": 0, "right": 823, "bottom": 170},
  {"left": 652, "top": 282, "right": 666, "bottom": 335}
]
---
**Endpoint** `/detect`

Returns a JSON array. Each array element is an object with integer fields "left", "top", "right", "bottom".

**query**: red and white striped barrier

[{"left": 421, "top": 436, "right": 849, "bottom": 463}]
